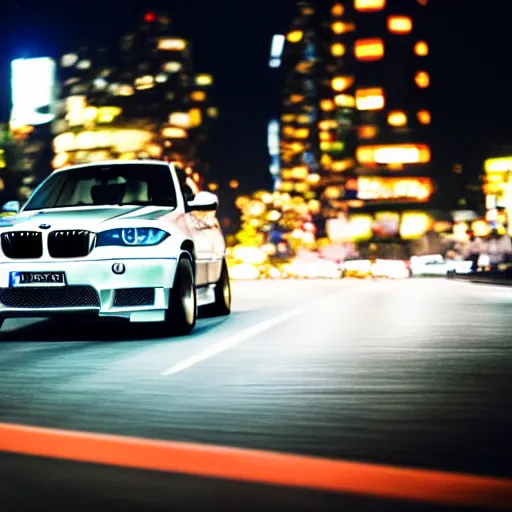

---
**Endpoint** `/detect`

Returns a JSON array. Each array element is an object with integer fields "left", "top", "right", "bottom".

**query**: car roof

[{"left": 54, "top": 160, "right": 173, "bottom": 174}]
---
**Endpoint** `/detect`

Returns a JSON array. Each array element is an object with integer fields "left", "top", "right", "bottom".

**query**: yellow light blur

[
  {"left": 387, "top": 15, "right": 413, "bottom": 34},
  {"left": 294, "top": 127, "right": 310, "bottom": 139},
  {"left": 414, "top": 41, "right": 429, "bottom": 56},
  {"left": 417, "top": 0, "right": 428, "bottom": 5},
  {"left": 417, "top": 109, "right": 431, "bottom": 125},
  {"left": 268, "top": 210, "right": 281, "bottom": 222},
  {"left": 289, "top": 95, "right": 306, "bottom": 105},
  {"left": 356, "top": 88, "right": 385, "bottom": 110},
  {"left": 207, "top": 107, "right": 219, "bottom": 118},
  {"left": 233, "top": 245, "right": 268, "bottom": 264},
  {"left": 332, "top": 158, "right": 355, "bottom": 172},
  {"left": 354, "top": 39, "right": 385, "bottom": 61},
  {"left": 158, "top": 38, "right": 186, "bottom": 51},
  {"left": 52, "top": 152, "right": 69, "bottom": 169},
  {"left": 355, "top": 0, "right": 386, "bottom": 12},
  {"left": 229, "top": 180, "right": 239, "bottom": 189},
  {"left": 229, "top": 263, "right": 260, "bottom": 280},
  {"left": 332, "top": 22, "right": 355, "bottom": 34},
  {"left": 207, "top": 182, "right": 219, "bottom": 192},
  {"left": 188, "top": 108, "right": 202, "bottom": 128},
  {"left": 163, "top": 61, "right": 182, "bottom": 73},
  {"left": 400, "top": 212, "right": 431, "bottom": 239},
  {"left": 297, "top": 114, "right": 311, "bottom": 124},
  {"left": 331, "top": 3, "right": 344, "bottom": 16},
  {"left": 117, "top": 84, "right": 134, "bottom": 96},
  {"left": 83, "top": 106, "right": 97, "bottom": 122},
  {"left": 162, "top": 126, "right": 188, "bottom": 139},
  {"left": 97, "top": 106, "right": 122, "bottom": 123},
  {"left": 291, "top": 166, "right": 309, "bottom": 180},
  {"left": 54, "top": 130, "right": 153, "bottom": 153},
  {"left": 348, "top": 215, "right": 373, "bottom": 241},
  {"left": 146, "top": 143, "right": 163, "bottom": 158},
  {"left": 472, "top": 220, "right": 491, "bottom": 238},
  {"left": 485, "top": 157, "right": 512, "bottom": 173},
  {"left": 415, "top": 71, "right": 430, "bottom": 88},
  {"left": 331, "top": 43, "right": 346, "bottom": 57},
  {"left": 190, "top": 91, "right": 206, "bottom": 102},
  {"left": 319, "top": 132, "right": 331, "bottom": 142},
  {"left": 357, "top": 144, "right": 431, "bottom": 164},
  {"left": 357, "top": 177, "right": 432, "bottom": 201},
  {"left": 388, "top": 110, "right": 407, "bottom": 127},
  {"left": 332, "top": 76, "right": 354, "bottom": 92},
  {"left": 320, "top": 99, "right": 335, "bottom": 111},
  {"left": 135, "top": 75, "right": 154, "bottom": 90},
  {"left": 358, "top": 125, "right": 378, "bottom": 139},
  {"left": 318, "top": 120, "right": 337, "bottom": 131},
  {"left": 169, "top": 112, "right": 190, "bottom": 128},
  {"left": 295, "top": 183, "right": 309, "bottom": 193},
  {"left": 334, "top": 94, "right": 355, "bottom": 107},
  {"left": 287, "top": 30, "right": 303, "bottom": 43},
  {"left": 281, "top": 114, "right": 295, "bottom": 123},
  {"left": 195, "top": 74, "right": 213, "bottom": 86},
  {"left": 307, "top": 173, "right": 320, "bottom": 184}
]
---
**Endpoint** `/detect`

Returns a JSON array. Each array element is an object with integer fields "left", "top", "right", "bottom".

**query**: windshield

[{"left": 23, "top": 163, "right": 177, "bottom": 211}]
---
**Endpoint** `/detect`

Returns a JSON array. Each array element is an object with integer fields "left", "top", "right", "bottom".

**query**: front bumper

[{"left": 0, "top": 257, "right": 178, "bottom": 322}]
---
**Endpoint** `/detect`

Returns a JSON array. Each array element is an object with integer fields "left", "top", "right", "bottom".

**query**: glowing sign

[
  {"left": 357, "top": 177, "right": 433, "bottom": 201},
  {"left": 354, "top": 39, "right": 385, "bottom": 61},
  {"left": 10, "top": 57, "right": 56, "bottom": 126},
  {"left": 387, "top": 16, "right": 413, "bottom": 34},
  {"left": 356, "top": 88, "right": 385, "bottom": 110},
  {"left": 357, "top": 144, "right": 431, "bottom": 164},
  {"left": 270, "top": 34, "right": 285, "bottom": 67},
  {"left": 355, "top": 0, "right": 386, "bottom": 12}
]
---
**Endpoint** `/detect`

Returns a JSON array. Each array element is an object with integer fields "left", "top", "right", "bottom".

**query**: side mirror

[
  {"left": 187, "top": 191, "right": 218, "bottom": 212},
  {"left": 2, "top": 200, "right": 21, "bottom": 214}
]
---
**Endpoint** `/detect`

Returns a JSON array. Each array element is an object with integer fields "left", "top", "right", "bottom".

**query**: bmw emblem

[
  {"left": 112, "top": 263, "right": 126, "bottom": 275},
  {"left": 39, "top": 224, "right": 51, "bottom": 230}
]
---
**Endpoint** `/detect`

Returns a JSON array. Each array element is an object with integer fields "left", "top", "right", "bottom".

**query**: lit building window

[
  {"left": 332, "top": 22, "right": 356, "bottom": 34},
  {"left": 76, "top": 60, "right": 91, "bottom": 70},
  {"left": 331, "top": 43, "right": 346, "bottom": 57},
  {"left": 358, "top": 125, "right": 378, "bottom": 139},
  {"left": 332, "top": 3, "right": 344, "bottom": 16},
  {"left": 61, "top": 54, "right": 78, "bottom": 67},
  {"left": 334, "top": 94, "right": 355, "bottom": 107},
  {"left": 331, "top": 76, "right": 354, "bottom": 92},
  {"left": 287, "top": 30, "right": 303, "bottom": 43},
  {"left": 415, "top": 71, "right": 430, "bottom": 88},
  {"left": 320, "top": 99, "right": 335, "bottom": 111},
  {"left": 356, "top": 144, "right": 431, "bottom": 164},
  {"left": 387, "top": 16, "right": 413, "bottom": 34},
  {"left": 195, "top": 74, "right": 213, "bottom": 86},
  {"left": 387, "top": 110, "right": 407, "bottom": 127},
  {"left": 355, "top": 0, "right": 386, "bottom": 12},
  {"left": 162, "top": 126, "right": 188, "bottom": 139},
  {"left": 158, "top": 38, "right": 187, "bottom": 51},
  {"left": 163, "top": 62, "right": 182, "bottom": 73},
  {"left": 190, "top": 91, "right": 206, "bottom": 102},
  {"left": 115, "top": 84, "right": 134, "bottom": 96},
  {"left": 354, "top": 38, "right": 385, "bottom": 61},
  {"left": 290, "top": 94, "right": 305, "bottom": 103},
  {"left": 134, "top": 75, "right": 154, "bottom": 90},
  {"left": 417, "top": 110, "right": 431, "bottom": 124},
  {"left": 414, "top": 41, "right": 429, "bottom": 56},
  {"left": 207, "top": 107, "right": 219, "bottom": 118},
  {"left": 355, "top": 88, "right": 385, "bottom": 110}
]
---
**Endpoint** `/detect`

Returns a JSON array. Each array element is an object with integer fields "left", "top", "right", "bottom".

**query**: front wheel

[{"left": 164, "top": 258, "right": 197, "bottom": 336}]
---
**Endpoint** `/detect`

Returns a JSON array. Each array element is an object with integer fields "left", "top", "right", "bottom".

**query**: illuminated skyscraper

[
  {"left": 276, "top": 0, "right": 434, "bottom": 248},
  {"left": 51, "top": 11, "right": 218, "bottom": 191}
]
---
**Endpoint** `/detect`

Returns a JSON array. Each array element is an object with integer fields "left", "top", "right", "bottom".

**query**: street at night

[{"left": 1, "top": 278, "right": 512, "bottom": 510}]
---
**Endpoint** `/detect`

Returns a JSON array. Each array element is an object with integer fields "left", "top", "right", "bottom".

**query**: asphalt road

[{"left": 0, "top": 278, "right": 511, "bottom": 511}]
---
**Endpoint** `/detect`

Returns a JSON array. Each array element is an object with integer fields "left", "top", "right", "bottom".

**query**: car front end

[{"left": 0, "top": 208, "right": 182, "bottom": 323}]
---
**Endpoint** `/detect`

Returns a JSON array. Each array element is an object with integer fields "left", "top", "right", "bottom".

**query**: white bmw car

[{"left": 0, "top": 160, "right": 231, "bottom": 335}]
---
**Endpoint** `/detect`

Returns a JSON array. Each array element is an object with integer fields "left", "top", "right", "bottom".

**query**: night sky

[{"left": 2, "top": 0, "right": 512, "bottom": 195}]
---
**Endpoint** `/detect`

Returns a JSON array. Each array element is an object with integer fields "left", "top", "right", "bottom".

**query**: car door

[{"left": 175, "top": 169, "right": 212, "bottom": 286}]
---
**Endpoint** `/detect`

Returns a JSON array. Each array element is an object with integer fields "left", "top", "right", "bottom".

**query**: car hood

[{"left": 0, "top": 205, "right": 175, "bottom": 231}]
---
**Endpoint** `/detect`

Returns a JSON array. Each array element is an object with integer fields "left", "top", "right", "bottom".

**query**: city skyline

[{"left": 1, "top": 0, "right": 512, "bottom": 197}]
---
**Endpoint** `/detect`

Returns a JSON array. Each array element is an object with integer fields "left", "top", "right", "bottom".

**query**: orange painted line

[{"left": 0, "top": 422, "right": 511, "bottom": 508}]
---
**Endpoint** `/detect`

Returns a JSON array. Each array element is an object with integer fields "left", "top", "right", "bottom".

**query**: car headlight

[{"left": 96, "top": 228, "right": 169, "bottom": 247}]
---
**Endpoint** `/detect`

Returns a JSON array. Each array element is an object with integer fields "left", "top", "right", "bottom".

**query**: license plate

[{"left": 9, "top": 271, "right": 67, "bottom": 287}]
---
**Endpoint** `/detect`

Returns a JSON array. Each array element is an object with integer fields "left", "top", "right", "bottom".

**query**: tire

[
  {"left": 164, "top": 257, "right": 197, "bottom": 336},
  {"left": 205, "top": 259, "right": 232, "bottom": 317}
]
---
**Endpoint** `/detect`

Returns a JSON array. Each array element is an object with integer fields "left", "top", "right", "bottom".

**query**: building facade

[
  {"left": 277, "top": 0, "right": 435, "bottom": 252},
  {"left": 51, "top": 11, "right": 217, "bottom": 192}
]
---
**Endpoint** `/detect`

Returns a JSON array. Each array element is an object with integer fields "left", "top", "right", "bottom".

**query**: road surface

[{"left": 0, "top": 278, "right": 511, "bottom": 511}]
